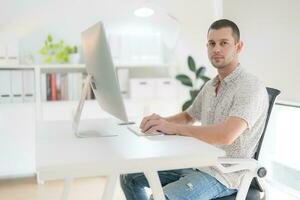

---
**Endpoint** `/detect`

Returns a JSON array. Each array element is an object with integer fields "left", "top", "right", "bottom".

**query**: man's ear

[{"left": 236, "top": 41, "right": 243, "bottom": 53}]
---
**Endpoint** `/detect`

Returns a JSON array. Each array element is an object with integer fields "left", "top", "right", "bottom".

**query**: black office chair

[{"left": 214, "top": 87, "right": 281, "bottom": 200}]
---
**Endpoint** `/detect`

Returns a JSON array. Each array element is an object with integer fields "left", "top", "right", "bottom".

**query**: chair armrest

[{"left": 216, "top": 158, "right": 259, "bottom": 174}]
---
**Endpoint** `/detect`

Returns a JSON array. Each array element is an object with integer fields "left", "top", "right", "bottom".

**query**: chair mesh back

[
  {"left": 212, "top": 87, "right": 281, "bottom": 199},
  {"left": 251, "top": 87, "right": 280, "bottom": 192},
  {"left": 254, "top": 87, "right": 281, "bottom": 160}
]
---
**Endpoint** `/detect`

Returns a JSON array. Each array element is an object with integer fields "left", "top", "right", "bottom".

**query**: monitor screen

[{"left": 81, "top": 21, "right": 128, "bottom": 123}]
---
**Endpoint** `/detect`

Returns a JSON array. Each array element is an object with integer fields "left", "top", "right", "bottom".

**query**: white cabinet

[
  {"left": 130, "top": 78, "right": 177, "bottom": 99},
  {"left": 0, "top": 65, "right": 36, "bottom": 178},
  {"left": 130, "top": 78, "right": 156, "bottom": 99},
  {"left": 154, "top": 78, "right": 177, "bottom": 99},
  {"left": 129, "top": 78, "right": 180, "bottom": 117},
  {"left": 0, "top": 103, "right": 35, "bottom": 177}
]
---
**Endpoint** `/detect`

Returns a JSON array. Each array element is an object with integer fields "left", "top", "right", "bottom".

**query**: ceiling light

[{"left": 134, "top": 7, "right": 154, "bottom": 17}]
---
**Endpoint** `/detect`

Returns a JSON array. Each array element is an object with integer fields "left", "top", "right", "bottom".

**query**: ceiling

[{"left": 0, "top": 0, "right": 214, "bottom": 38}]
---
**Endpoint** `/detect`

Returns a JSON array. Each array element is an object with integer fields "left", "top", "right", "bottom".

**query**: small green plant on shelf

[
  {"left": 175, "top": 56, "right": 211, "bottom": 111},
  {"left": 39, "top": 34, "right": 78, "bottom": 64}
]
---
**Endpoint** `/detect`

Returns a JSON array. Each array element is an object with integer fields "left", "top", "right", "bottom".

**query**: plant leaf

[
  {"left": 196, "top": 66, "right": 206, "bottom": 79},
  {"left": 190, "top": 90, "right": 199, "bottom": 99},
  {"left": 200, "top": 75, "right": 210, "bottom": 83},
  {"left": 175, "top": 74, "right": 193, "bottom": 87},
  {"left": 47, "top": 35, "right": 52, "bottom": 42},
  {"left": 182, "top": 99, "right": 193, "bottom": 111},
  {"left": 44, "top": 57, "right": 52, "bottom": 64},
  {"left": 187, "top": 56, "right": 196, "bottom": 72},
  {"left": 73, "top": 46, "right": 78, "bottom": 53}
]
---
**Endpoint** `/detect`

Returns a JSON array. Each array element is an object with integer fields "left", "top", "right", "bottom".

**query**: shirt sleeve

[
  {"left": 186, "top": 86, "right": 205, "bottom": 121},
  {"left": 229, "top": 82, "right": 268, "bottom": 129}
]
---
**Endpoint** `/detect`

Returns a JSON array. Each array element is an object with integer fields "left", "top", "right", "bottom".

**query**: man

[{"left": 120, "top": 19, "right": 269, "bottom": 200}]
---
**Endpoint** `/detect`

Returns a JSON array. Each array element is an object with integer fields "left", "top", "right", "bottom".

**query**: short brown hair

[{"left": 208, "top": 19, "right": 240, "bottom": 43}]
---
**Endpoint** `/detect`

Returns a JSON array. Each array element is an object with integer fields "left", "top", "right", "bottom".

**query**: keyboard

[{"left": 127, "top": 125, "right": 163, "bottom": 136}]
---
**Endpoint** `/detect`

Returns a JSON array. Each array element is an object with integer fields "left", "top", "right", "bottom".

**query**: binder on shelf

[
  {"left": 76, "top": 73, "right": 83, "bottom": 100},
  {"left": 56, "top": 73, "right": 62, "bottom": 100},
  {"left": 6, "top": 42, "right": 19, "bottom": 65},
  {"left": 22, "top": 70, "right": 35, "bottom": 102},
  {"left": 68, "top": 72, "right": 82, "bottom": 101},
  {"left": 40, "top": 73, "right": 47, "bottom": 101},
  {"left": 0, "top": 70, "right": 12, "bottom": 103},
  {"left": 11, "top": 70, "right": 23, "bottom": 103},
  {"left": 60, "top": 73, "right": 68, "bottom": 100}
]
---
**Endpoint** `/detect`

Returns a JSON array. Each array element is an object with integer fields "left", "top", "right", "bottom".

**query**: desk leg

[
  {"left": 36, "top": 172, "right": 45, "bottom": 185},
  {"left": 61, "top": 178, "right": 73, "bottom": 200},
  {"left": 144, "top": 171, "right": 165, "bottom": 200},
  {"left": 235, "top": 172, "right": 253, "bottom": 200},
  {"left": 101, "top": 174, "right": 118, "bottom": 200}
]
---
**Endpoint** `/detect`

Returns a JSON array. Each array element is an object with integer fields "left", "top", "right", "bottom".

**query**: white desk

[{"left": 36, "top": 119, "right": 225, "bottom": 200}]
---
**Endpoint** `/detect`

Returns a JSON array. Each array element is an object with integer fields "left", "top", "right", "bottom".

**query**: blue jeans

[{"left": 120, "top": 168, "right": 237, "bottom": 200}]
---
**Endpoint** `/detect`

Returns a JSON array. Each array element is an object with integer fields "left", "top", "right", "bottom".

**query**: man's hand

[
  {"left": 140, "top": 113, "right": 162, "bottom": 129},
  {"left": 140, "top": 113, "right": 178, "bottom": 135}
]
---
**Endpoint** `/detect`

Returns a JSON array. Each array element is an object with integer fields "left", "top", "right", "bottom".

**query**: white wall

[
  {"left": 224, "top": 0, "right": 300, "bottom": 102},
  {"left": 5, "top": 0, "right": 300, "bottom": 102},
  {"left": 0, "top": 0, "right": 219, "bottom": 107},
  {"left": 1, "top": 0, "right": 217, "bottom": 76}
]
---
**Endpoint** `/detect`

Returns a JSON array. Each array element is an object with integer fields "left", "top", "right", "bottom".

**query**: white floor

[
  {"left": 0, "top": 176, "right": 299, "bottom": 200},
  {"left": 267, "top": 181, "right": 300, "bottom": 200}
]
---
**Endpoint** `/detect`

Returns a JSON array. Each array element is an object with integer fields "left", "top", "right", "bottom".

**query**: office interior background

[{"left": 1, "top": 0, "right": 300, "bottom": 199}]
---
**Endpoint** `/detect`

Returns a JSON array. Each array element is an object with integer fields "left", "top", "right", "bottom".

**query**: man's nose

[{"left": 213, "top": 48, "right": 221, "bottom": 54}]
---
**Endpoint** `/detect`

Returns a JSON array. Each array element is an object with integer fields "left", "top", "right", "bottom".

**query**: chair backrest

[
  {"left": 253, "top": 87, "right": 281, "bottom": 160},
  {"left": 214, "top": 87, "right": 281, "bottom": 200},
  {"left": 213, "top": 87, "right": 281, "bottom": 200},
  {"left": 251, "top": 87, "right": 280, "bottom": 192}
]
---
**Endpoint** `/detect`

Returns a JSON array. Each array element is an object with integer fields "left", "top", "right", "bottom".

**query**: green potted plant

[
  {"left": 39, "top": 34, "right": 77, "bottom": 64},
  {"left": 176, "top": 56, "right": 211, "bottom": 111}
]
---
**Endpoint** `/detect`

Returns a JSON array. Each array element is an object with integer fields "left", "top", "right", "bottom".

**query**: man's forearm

[
  {"left": 174, "top": 117, "right": 248, "bottom": 145},
  {"left": 175, "top": 124, "right": 229, "bottom": 144},
  {"left": 164, "top": 112, "right": 194, "bottom": 124}
]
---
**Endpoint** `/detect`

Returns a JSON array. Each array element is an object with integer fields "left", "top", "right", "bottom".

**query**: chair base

[{"left": 213, "top": 187, "right": 263, "bottom": 200}]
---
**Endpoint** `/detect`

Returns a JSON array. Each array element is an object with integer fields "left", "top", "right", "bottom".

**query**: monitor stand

[{"left": 72, "top": 75, "right": 118, "bottom": 138}]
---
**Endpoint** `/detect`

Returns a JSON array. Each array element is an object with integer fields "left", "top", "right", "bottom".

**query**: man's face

[{"left": 207, "top": 27, "right": 242, "bottom": 69}]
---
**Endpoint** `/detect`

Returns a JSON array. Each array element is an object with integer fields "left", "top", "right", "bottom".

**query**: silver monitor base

[
  {"left": 73, "top": 75, "right": 119, "bottom": 138},
  {"left": 75, "top": 130, "right": 118, "bottom": 138}
]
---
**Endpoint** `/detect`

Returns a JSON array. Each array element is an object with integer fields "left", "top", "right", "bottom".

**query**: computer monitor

[{"left": 72, "top": 21, "right": 130, "bottom": 137}]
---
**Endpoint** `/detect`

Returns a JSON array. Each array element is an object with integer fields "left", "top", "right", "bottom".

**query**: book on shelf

[
  {"left": 11, "top": 70, "right": 23, "bottom": 103},
  {"left": 41, "top": 72, "right": 95, "bottom": 102},
  {"left": 50, "top": 73, "right": 57, "bottom": 101}
]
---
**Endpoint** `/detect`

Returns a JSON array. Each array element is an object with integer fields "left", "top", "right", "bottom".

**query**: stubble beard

[{"left": 211, "top": 59, "right": 228, "bottom": 69}]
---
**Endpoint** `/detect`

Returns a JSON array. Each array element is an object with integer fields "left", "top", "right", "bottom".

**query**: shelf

[
  {"left": 38, "top": 64, "right": 86, "bottom": 73},
  {"left": 1, "top": 64, "right": 172, "bottom": 73},
  {"left": 0, "top": 64, "right": 35, "bottom": 70},
  {"left": 115, "top": 63, "right": 171, "bottom": 68}
]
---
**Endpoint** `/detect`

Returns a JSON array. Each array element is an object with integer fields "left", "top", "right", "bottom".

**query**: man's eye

[
  {"left": 221, "top": 41, "right": 228, "bottom": 46},
  {"left": 208, "top": 43, "right": 215, "bottom": 47}
]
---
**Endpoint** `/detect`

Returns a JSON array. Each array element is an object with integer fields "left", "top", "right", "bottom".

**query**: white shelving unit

[
  {"left": 0, "top": 64, "right": 36, "bottom": 178},
  {"left": 35, "top": 64, "right": 179, "bottom": 122}
]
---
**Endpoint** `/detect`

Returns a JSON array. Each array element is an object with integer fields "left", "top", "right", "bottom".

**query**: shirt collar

[{"left": 211, "top": 64, "right": 244, "bottom": 87}]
